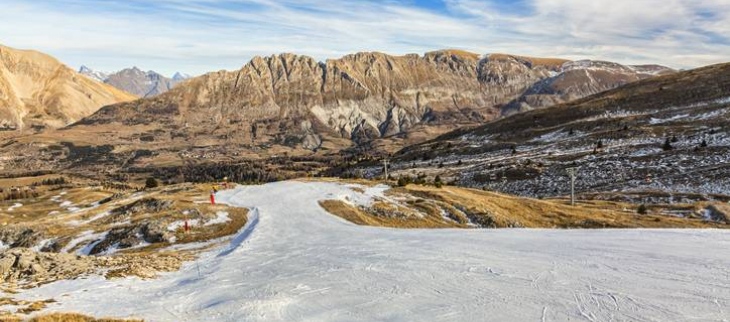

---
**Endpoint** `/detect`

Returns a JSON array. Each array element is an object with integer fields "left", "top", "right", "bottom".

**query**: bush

[
  {"left": 637, "top": 204, "right": 648, "bottom": 215},
  {"left": 145, "top": 177, "right": 159, "bottom": 189},
  {"left": 434, "top": 175, "right": 443, "bottom": 188},
  {"left": 662, "top": 138, "right": 673, "bottom": 151},
  {"left": 397, "top": 176, "right": 412, "bottom": 187}
]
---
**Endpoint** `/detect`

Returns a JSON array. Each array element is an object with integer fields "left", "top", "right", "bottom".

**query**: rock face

[
  {"left": 0, "top": 248, "right": 94, "bottom": 284},
  {"left": 80, "top": 50, "right": 668, "bottom": 150},
  {"left": 0, "top": 45, "right": 137, "bottom": 130},
  {"left": 80, "top": 66, "right": 188, "bottom": 98}
]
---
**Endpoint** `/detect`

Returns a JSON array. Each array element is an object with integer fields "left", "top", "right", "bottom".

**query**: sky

[{"left": 1, "top": 0, "right": 729, "bottom": 76}]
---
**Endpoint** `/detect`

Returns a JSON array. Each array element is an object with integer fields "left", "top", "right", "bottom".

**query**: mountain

[
  {"left": 78, "top": 65, "right": 109, "bottom": 82},
  {"left": 172, "top": 72, "right": 192, "bottom": 81},
  {"left": 79, "top": 51, "right": 670, "bottom": 148},
  {"left": 502, "top": 60, "right": 675, "bottom": 115},
  {"left": 376, "top": 62, "right": 730, "bottom": 200},
  {"left": 79, "top": 66, "right": 190, "bottom": 98},
  {"left": 0, "top": 50, "right": 675, "bottom": 177},
  {"left": 0, "top": 45, "right": 137, "bottom": 131}
]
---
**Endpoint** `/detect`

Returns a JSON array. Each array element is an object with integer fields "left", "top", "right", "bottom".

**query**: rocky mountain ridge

[{"left": 80, "top": 50, "right": 672, "bottom": 152}]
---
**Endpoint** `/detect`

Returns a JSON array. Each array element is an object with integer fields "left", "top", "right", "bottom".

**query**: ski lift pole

[{"left": 566, "top": 167, "right": 579, "bottom": 206}]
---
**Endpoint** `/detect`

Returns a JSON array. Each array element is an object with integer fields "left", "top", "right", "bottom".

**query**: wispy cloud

[{"left": 1, "top": 0, "right": 727, "bottom": 76}]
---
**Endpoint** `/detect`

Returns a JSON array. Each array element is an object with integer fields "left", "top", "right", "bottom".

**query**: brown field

[{"left": 321, "top": 181, "right": 727, "bottom": 229}]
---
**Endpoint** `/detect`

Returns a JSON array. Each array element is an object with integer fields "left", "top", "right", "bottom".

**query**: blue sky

[{"left": 1, "top": 0, "right": 728, "bottom": 76}]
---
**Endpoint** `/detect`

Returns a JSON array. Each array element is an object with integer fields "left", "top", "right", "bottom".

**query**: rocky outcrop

[
  {"left": 0, "top": 227, "right": 45, "bottom": 249},
  {"left": 0, "top": 45, "right": 137, "bottom": 130},
  {"left": 0, "top": 248, "right": 94, "bottom": 284},
  {"left": 88, "top": 221, "right": 173, "bottom": 255}
]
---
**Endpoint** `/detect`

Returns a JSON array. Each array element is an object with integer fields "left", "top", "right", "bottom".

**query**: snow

[
  {"left": 167, "top": 219, "right": 200, "bottom": 232},
  {"left": 205, "top": 211, "right": 231, "bottom": 226},
  {"left": 16, "top": 181, "right": 730, "bottom": 322},
  {"left": 6, "top": 203, "right": 22, "bottom": 211},
  {"left": 67, "top": 211, "right": 110, "bottom": 226},
  {"left": 167, "top": 211, "right": 232, "bottom": 232},
  {"left": 60, "top": 230, "right": 106, "bottom": 254}
]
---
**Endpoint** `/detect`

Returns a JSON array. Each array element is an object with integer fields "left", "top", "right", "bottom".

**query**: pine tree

[
  {"left": 145, "top": 177, "right": 159, "bottom": 189},
  {"left": 637, "top": 204, "right": 648, "bottom": 215},
  {"left": 700, "top": 140, "right": 708, "bottom": 148},
  {"left": 662, "top": 138, "right": 673, "bottom": 151},
  {"left": 434, "top": 175, "right": 443, "bottom": 188},
  {"left": 671, "top": 135, "right": 678, "bottom": 143},
  {"left": 596, "top": 140, "right": 604, "bottom": 149}
]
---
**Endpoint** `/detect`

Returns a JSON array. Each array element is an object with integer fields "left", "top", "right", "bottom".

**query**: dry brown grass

[
  {"left": 1, "top": 313, "right": 144, "bottom": 322},
  {"left": 0, "top": 298, "right": 56, "bottom": 316},
  {"left": 320, "top": 181, "right": 726, "bottom": 229},
  {"left": 320, "top": 200, "right": 460, "bottom": 228}
]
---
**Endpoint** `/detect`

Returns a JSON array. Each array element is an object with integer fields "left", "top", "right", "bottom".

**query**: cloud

[{"left": 0, "top": 0, "right": 727, "bottom": 76}]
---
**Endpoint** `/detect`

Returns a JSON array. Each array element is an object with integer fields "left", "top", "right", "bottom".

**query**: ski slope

[{"left": 18, "top": 181, "right": 730, "bottom": 322}]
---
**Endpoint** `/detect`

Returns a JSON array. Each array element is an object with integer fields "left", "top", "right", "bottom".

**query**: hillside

[
  {"left": 0, "top": 45, "right": 137, "bottom": 131},
  {"left": 0, "top": 50, "right": 674, "bottom": 179},
  {"left": 370, "top": 63, "right": 730, "bottom": 200}
]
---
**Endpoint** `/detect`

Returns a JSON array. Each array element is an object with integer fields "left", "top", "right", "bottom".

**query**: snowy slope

[{"left": 17, "top": 181, "right": 730, "bottom": 322}]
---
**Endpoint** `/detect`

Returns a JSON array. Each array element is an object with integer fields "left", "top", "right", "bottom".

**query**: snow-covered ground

[{"left": 16, "top": 181, "right": 730, "bottom": 322}]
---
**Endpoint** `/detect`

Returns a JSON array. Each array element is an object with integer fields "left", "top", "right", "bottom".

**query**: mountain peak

[
  {"left": 172, "top": 72, "right": 191, "bottom": 81},
  {"left": 78, "top": 65, "right": 110, "bottom": 82}
]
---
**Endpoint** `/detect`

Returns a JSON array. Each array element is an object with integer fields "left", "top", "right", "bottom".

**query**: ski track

[{"left": 16, "top": 181, "right": 730, "bottom": 322}]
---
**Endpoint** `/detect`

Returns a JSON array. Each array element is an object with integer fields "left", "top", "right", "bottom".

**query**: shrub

[
  {"left": 637, "top": 204, "right": 648, "bottom": 215},
  {"left": 662, "top": 138, "right": 673, "bottom": 151},
  {"left": 145, "top": 177, "right": 159, "bottom": 189},
  {"left": 434, "top": 175, "right": 443, "bottom": 188},
  {"left": 397, "top": 176, "right": 412, "bottom": 187}
]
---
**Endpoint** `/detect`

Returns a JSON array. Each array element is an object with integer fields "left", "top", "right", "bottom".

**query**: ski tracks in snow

[{"left": 14, "top": 181, "right": 730, "bottom": 322}]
